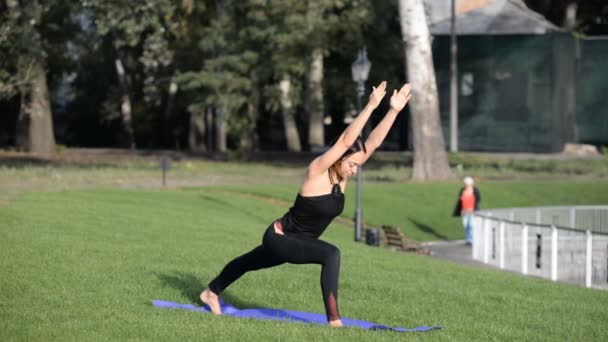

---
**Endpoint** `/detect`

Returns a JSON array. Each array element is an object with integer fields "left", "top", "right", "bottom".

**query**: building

[{"left": 424, "top": 0, "right": 607, "bottom": 152}]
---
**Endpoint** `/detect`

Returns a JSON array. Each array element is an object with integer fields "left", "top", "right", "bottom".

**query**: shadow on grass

[
  {"left": 197, "top": 192, "right": 275, "bottom": 223},
  {"left": 407, "top": 217, "right": 448, "bottom": 240},
  {"left": 155, "top": 271, "right": 266, "bottom": 309}
]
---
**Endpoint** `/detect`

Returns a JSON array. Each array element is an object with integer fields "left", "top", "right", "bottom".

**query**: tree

[
  {"left": 177, "top": 0, "right": 263, "bottom": 155},
  {"left": 524, "top": 0, "right": 608, "bottom": 35},
  {"left": 84, "top": 0, "right": 183, "bottom": 149},
  {"left": 1, "top": 0, "right": 57, "bottom": 153},
  {"left": 178, "top": 0, "right": 321, "bottom": 154},
  {"left": 303, "top": 0, "right": 372, "bottom": 150},
  {"left": 265, "top": 1, "right": 309, "bottom": 152},
  {"left": 303, "top": 1, "right": 330, "bottom": 151},
  {"left": 398, "top": 0, "right": 453, "bottom": 180}
]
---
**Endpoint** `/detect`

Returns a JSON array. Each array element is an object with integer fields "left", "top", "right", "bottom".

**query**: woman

[
  {"left": 200, "top": 81, "right": 412, "bottom": 327},
  {"left": 452, "top": 176, "right": 481, "bottom": 245}
]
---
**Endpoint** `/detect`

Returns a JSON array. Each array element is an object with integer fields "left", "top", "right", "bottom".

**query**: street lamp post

[
  {"left": 449, "top": 0, "right": 458, "bottom": 152},
  {"left": 351, "top": 48, "right": 371, "bottom": 242}
]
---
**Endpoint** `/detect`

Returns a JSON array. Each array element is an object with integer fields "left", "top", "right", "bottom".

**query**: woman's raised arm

[
  {"left": 360, "top": 83, "right": 412, "bottom": 165},
  {"left": 307, "top": 81, "right": 387, "bottom": 176}
]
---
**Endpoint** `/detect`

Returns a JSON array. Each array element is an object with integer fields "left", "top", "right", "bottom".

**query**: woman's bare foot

[
  {"left": 200, "top": 288, "right": 222, "bottom": 315},
  {"left": 329, "top": 319, "right": 343, "bottom": 327}
]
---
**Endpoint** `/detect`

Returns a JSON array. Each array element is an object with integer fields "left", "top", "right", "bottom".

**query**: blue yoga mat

[{"left": 152, "top": 299, "right": 442, "bottom": 332}]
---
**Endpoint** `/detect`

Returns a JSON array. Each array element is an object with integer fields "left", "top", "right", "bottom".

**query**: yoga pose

[{"left": 200, "top": 81, "right": 412, "bottom": 327}]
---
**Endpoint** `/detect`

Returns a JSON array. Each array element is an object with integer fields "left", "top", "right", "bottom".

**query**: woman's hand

[
  {"left": 367, "top": 81, "right": 387, "bottom": 109},
  {"left": 389, "top": 83, "right": 412, "bottom": 112}
]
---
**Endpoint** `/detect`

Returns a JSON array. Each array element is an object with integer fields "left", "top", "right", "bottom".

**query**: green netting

[
  {"left": 576, "top": 38, "right": 608, "bottom": 146},
  {"left": 432, "top": 34, "right": 606, "bottom": 152}
]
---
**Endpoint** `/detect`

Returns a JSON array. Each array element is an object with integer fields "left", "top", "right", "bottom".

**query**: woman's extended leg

[
  {"left": 263, "top": 229, "right": 342, "bottom": 324},
  {"left": 202, "top": 243, "right": 285, "bottom": 314}
]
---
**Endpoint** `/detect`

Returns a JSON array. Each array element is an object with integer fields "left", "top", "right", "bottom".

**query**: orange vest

[{"left": 460, "top": 190, "right": 476, "bottom": 211}]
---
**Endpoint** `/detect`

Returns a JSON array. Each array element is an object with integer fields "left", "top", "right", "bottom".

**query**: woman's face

[{"left": 337, "top": 152, "right": 364, "bottom": 179}]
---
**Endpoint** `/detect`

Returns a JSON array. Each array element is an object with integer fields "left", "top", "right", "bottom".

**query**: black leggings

[{"left": 208, "top": 223, "right": 341, "bottom": 321}]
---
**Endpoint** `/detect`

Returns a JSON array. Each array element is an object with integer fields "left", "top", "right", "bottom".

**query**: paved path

[{"left": 420, "top": 240, "right": 490, "bottom": 268}]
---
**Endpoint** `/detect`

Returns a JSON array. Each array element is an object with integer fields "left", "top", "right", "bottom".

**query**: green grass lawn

[
  {"left": 1, "top": 186, "right": 607, "bottom": 341},
  {"left": 218, "top": 180, "right": 608, "bottom": 241}
]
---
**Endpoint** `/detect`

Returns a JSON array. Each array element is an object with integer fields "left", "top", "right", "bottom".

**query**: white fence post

[
  {"left": 551, "top": 225, "right": 558, "bottom": 281},
  {"left": 473, "top": 216, "right": 479, "bottom": 260},
  {"left": 499, "top": 221, "right": 505, "bottom": 269},
  {"left": 522, "top": 224, "right": 528, "bottom": 275},
  {"left": 586, "top": 230, "right": 592, "bottom": 288},
  {"left": 570, "top": 208, "right": 576, "bottom": 228},
  {"left": 484, "top": 218, "right": 490, "bottom": 264}
]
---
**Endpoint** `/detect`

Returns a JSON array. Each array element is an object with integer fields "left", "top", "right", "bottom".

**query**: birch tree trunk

[
  {"left": 307, "top": 48, "right": 325, "bottom": 150},
  {"left": 279, "top": 75, "right": 302, "bottom": 152},
  {"left": 398, "top": 0, "right": 453, "bottom": 180}
]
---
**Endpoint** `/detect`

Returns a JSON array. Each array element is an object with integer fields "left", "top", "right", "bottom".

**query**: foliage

[
  {"left": 0, "top": 0, "right": 51, "bottom": 98},
  {"left": 2, "top": 1, "right": 605, "bottom": 151},
  {"left": 63, "top": 2, "right": 181, "bottom": 148},
  {"left": 524, "top": 0, "right": 608, "bottom": 35}
]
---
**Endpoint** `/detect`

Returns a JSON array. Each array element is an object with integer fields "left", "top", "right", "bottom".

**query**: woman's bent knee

[{"left": 324, "top": 245, "right": 341, "bottom": 265}]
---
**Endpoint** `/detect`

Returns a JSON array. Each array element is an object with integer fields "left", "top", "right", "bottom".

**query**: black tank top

[{"left": 280, "top": 171, "right": 345, "bottom": 238}]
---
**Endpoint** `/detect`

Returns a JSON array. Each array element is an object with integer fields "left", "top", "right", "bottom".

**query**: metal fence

[{"left": 472, "top": 206, "right": 608, "bottom": 289}]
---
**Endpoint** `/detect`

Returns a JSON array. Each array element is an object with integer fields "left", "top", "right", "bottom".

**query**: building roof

[{"left": 427, "top": 0, "right": 562, "bottom": 35}]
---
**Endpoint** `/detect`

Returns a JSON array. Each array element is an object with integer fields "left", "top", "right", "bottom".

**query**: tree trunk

[
  {"left": 398, "top": 0, "right": 453, "bottom": 180},
  {"left": 188, "top": 106, "right": 207, "bottom": 152},
  {"left": 9, "top": 0, "right": 55, "bottom": 154},
  {"left": 15, "top": 93, "right": 28, "bottom": 150},
  {"left": 239, "top": 102, "right": 258, "bottom": 157},
  {"left": 552, "top": 36, "right": 577, "bottom": 151},
  {"left": 163, "top": 79, "right": 178, "bottom": 148},
  {"left": 279, "top": 75, "right": 301, "bottom": 152},
  {"left": 214, "top": 0, "right": 226, "bottom": 153},
  {"left": 27, "top": 60, "right": 56, "bottom": 153},
  {"left": 563, "top": 2, "right": 577, "bottom": 31},
  {"left": 215, "top": 107, "right": 226, "bottom": 152},
  {"left": 307, "top": 48, "right": 325, "bottom": 150},
  {"left": 563, "top": 2, "right": 578, "bottom": 146},
  {"left": 114, "top": 58, "right": 136, "bottom": 149},
  {"left": 206, "top": 106, "right": 214, "bottom": 151}
]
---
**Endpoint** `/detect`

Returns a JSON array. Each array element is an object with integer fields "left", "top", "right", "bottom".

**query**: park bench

[{"left": 364, "top": 225, "right": 430, "bottom": 254}]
